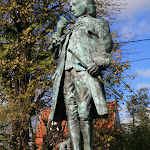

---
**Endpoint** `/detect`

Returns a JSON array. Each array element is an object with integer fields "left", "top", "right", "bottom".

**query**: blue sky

[
  {"left": 111, "top": 0, "right": 150, "bottom": 123},
  {"left": 117, "top": 0, "right": 150, "bottom": 91}
]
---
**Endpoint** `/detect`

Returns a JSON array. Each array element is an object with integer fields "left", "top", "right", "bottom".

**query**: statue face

[{"left": 70, "top": 0, "right": 86, "bottom": 18}]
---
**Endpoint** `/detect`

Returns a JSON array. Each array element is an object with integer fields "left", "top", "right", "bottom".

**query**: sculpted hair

[{"left": 82, "top": 0, "right": 96, "bottom": 17}]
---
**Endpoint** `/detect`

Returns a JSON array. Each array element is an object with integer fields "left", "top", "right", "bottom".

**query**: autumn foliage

[
  {"left": 0, "top": 0, "right": 71, "bottom": 149},
  {"left": 35, "top": 101, "right": 118, "bottom": 149}
]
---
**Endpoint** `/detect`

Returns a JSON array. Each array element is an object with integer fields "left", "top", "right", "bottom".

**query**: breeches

[
  {"left": 64, "top": 69, "right": 92, "bottom": 120},
  {"left": 64, "top": 69, "right": 93, "bottom": 150}
]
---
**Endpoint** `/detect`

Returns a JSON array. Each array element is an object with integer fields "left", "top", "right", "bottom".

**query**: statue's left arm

[
  {"left": 87, "top": 19, "right": 113, "bottom": 76},
  {"left": 93, "top": 20, "right": 113, "bottom": 69}
]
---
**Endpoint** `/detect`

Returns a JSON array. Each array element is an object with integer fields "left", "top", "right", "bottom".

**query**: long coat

[{"left": 48, "top": 15, "right": 113, "bottom": 122}]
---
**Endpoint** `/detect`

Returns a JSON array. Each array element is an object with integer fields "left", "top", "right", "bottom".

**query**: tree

[
  {"left": 126, "top": 88, "right": 150, "bottom": 127},
  {"left": 118, "top": 88, "right": 150, "bottom": 150},
  {"left": 0, "top": 0, "right": 71, "bottom": 149}
]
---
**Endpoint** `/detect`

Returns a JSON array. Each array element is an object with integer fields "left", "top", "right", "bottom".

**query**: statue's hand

[
  {"left": 87, "top": 63, "right": 100, "bottom": 77},
  {"left": 57, "top": 16, "right": 67, "bottom": 36}
]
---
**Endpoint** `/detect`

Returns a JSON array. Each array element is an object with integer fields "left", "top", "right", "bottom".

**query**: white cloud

[
  {"left": 115, "top": 0, "right": 150, "bottom": 38},
  {"left": 119, "top": 105, "right": 127, "bottom": 112},
  {"left": 137, "top": 69, "right": 150, "bottom": 78},
  {"left": 120, "top": 19, "right": 150, "bottom": 39},
  {"left": 118, "top": 0, "right": 150, "bottom": 18},
  {"left": 137, "top": 83, "right": 150, "bottom": 89},
  {"left": 120, "top": 114, "right": 132, "bottom": 124},
  {"left": 137, "top": 20, "right": 150, "bottom": 35},
  {"left": 119, "top": 105, "right": 131, "bottom": 124}
]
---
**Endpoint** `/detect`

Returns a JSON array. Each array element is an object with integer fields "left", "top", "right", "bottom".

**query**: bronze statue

[{"left": 48, "top": 0, "right": 113, "bottom": 149}]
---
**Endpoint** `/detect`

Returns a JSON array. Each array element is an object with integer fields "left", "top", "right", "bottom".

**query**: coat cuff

[{"left": 93, "top": 53, "right": 112, "bottom": 67}]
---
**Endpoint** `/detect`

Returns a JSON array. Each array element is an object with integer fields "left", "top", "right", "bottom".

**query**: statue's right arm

[
  {"left": 48, "top": 17, "right": 67, "bottom": 59},
  {"left": 48, "top": 33, "right": 61, "bottom": 59}
]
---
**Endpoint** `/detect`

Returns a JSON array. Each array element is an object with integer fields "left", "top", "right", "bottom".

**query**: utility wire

[
  {"left": 1, "top": 39, "right": 150, "bottom": 45},
  {"left": 121, "top": 80, "right": 137, "bottom": 96},
  {"left": 129, "top": 57, "right": 150, "bottom": 62},
  {"left": 117, "top": 39, "right": 150, "bottom": 44}
]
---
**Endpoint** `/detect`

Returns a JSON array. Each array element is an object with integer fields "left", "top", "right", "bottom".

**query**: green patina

[{"left": 48, "top": 0, "right": 113, "bottom": 149}]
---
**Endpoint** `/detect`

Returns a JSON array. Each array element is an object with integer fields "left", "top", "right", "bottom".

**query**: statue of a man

[{"left": 48, "top": 0, "right": 113, "bottom": 149}]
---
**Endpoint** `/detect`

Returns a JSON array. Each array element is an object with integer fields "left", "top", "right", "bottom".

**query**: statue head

[{"left": 70, "top": 0, "right": 96, "bottom": 18}]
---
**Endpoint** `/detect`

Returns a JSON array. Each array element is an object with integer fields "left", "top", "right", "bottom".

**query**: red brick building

[{"left": 36, "top": 101, "right": 119, "bottom": 149}]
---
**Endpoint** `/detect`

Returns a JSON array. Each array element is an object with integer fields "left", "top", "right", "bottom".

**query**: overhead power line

[
  {"left": 1, "top": 39, "right": 150, "bottom": 45},
  {"left": 129, "top": 57, "right": 150, "bottom": 62},
  {"left": 117, "top": 39, "right": 150, "bottom": 44}
]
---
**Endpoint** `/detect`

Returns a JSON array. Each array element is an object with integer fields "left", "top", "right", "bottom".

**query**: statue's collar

[
  {"left": 67, "top": 15, "right": 89, "bottom": 33},
  {"left": 76, "top": 14, "right": 88, "bottom": 23}
]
